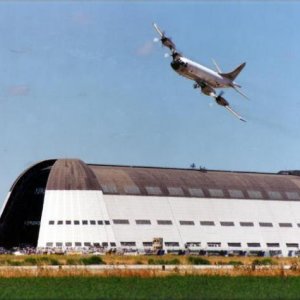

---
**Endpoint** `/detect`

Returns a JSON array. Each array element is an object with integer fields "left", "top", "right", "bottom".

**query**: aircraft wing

[{"left": 225, "top": 105, "right": 246, "bottom": 122}]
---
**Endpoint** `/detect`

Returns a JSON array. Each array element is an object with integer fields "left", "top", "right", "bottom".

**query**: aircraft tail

[{"left": 220, "top": 62, "right": 246, "bottom": 81}]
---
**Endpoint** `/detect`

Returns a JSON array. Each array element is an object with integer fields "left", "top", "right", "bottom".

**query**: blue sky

[{"left": 0, "top": 1, "right": 299, "bottom": 205}]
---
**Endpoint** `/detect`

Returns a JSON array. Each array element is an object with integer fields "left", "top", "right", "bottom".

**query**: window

[
  {"left": 136, "top": 220, "right": 151, "bottom": 225},
  {"left": 268, "top": 191, "right": 282, "bottom": 200},
  {"left": 168, "top": 187, "right": 184, "bottom": 196},
  {"left": 66, "top": 220, "right": 71, "bottom": 225},
  {"left": 267, "top": 243, "right": 280, "bottom": 248},
  {"left": 120, "top": 242, "right": 136, "bottom": 247},
  {"left": 94, "top": 243, "right": 101, "bottom": 247},
  {"left": 157, "top": 220, "right": 172, "bottom": 225},
  {"left": 228, "top": 243, "right": 241, "bottom": 247},
  {"left": 113, "top": 219, "right": 130, "bottom": 225},
  {"left": 208, "top": 189, "right": 224, "bottom": 198},
  {"left": 189, "top": 188, "right": 204, "bottom": 197},
  {"left": 286, "top": 192, "right": 300, "bottom": 200},
  {"left": 165, "top": 242, "right": 179, "bottom": 247},
  {"left": 259, "top": 222, "right": 273, "bottom": 227},
  {"left": 279, "top": 223, "right": 292, "bottom": 227},
  {"left": 200, "top": 221, "right": 215, "bottom": 226},
  {"left": 46, "top": 242, "right": 53, "bottom": 247},
  {"left": 56, "top": 242, "right": 63, "bottom": 247},
  {"left": 75, "top": 242, "right": 82, "bottom": 247},
  {"left": 229, "top": 190, "right": 244, "bottom": 199},
  {"left": 102, "top": 242, "right": 108, "bottom": 247},
  {"left": 207, "top": 242, "right": 221, "bottom": 247},
  {"left": 90, "top": 220, "right": 96, "bottom": 225},
  {"left": 74, "top": 220, "right": 80, "bottom": 225},
  {"left": 34, "top": 187, "right": 45, "bottom": 195},
  {"left": 97, "top": 220, "right": 103, "bottom": 225},
  {"left": 143, "top": 242, "right": 153, "bottom": 247},
  {"left": 286, "top": 243, "right": 299, "bottom": 248},
  {"left": 124, "top": 185, "right": 140, "bottom": 195},
  {"left": 57, "top": 220, "right": 63, "bottom": 225},
  {"left": 65, "top": 242, "right": 72, "bottom": 247},
  {"left": 247, "top": 190, "right": 263, "bottom": 199},
  {"left": 105, "top": 220, "right": 110, "bottom": 225},
  {"left": 110, "top": 242, "right": 116, "bottom": 247},
  {"left": 102, "top": 184, "right": 118, "bottom": 193},
  {"left": 82, "top": 220, "right": 88, "bottom": 225},
  {"left": 179, "top": 221, "right": 195, "bottom": 225},
  {"left": 247, "top": 243, "right": 261, "bottom": 247},
  {"left": 220, "top": 221, "right": 234, "bottom": 226},
  {"left": 240, "top": 222, "right": 254, "bottom": 227},
  {"left": 84, "top": 242, "right": 91, "bottom": 247},
  {"left": 146, "top": 186, "right": 162, "bottom": 195},
  {"left": 49, "top": 220, "right": 54, "bottom": 225}
]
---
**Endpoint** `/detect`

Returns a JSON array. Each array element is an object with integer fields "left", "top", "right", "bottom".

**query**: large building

[{"left": 1, "top": 159, "right": 300, "bottom": 256}]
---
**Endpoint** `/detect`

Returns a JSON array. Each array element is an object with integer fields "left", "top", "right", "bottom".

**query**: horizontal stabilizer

[{"left": 220, "top": 62, "right": 246, "bottom": 81}]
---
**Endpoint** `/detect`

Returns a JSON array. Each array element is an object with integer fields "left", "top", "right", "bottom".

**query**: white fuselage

[{"left": 171, "top": 57, "right": 232, "bottom": 88}]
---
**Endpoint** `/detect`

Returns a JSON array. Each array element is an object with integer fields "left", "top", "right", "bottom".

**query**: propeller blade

[{"left": 225, "top": 105, "right": 247, "bottom": 122}]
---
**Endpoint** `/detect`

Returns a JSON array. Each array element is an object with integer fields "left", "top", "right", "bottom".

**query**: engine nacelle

[{"left": 215, "top": 95, "right": 229, "bottom": 107}]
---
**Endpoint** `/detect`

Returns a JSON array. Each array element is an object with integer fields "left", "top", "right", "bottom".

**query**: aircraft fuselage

[{"left": 171, "top": 57, "right": 232, "bottom": 88}]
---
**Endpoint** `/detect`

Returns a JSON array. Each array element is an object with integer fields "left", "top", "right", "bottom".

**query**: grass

[{"left": 1, "top": 276, "right": 300, "bottom": 299}]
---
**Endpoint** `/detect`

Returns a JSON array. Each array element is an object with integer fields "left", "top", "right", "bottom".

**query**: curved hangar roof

[{"left": 43, "top": 159, "right": 300, "bottom": 201}]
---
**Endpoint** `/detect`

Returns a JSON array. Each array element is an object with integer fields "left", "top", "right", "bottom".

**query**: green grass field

[{"left": 0, "top": 276, "right": 300, "bottom": 300}]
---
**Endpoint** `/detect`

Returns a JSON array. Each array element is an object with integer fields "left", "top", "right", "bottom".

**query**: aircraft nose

[{"left": 171, "top": 61, "right": 181, "bottom": 71}]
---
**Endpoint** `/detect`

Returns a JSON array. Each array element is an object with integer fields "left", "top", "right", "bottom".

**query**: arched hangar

[{"left": 1, "top": 159, "right": 300, "bottom": 256}]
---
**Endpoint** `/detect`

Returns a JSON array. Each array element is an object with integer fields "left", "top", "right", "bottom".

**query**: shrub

[
  {"left": 80, "top": 256, "right": 105, "bottom": 265},
  {"left": 252, "top": 258, "right": 275, "bottom": 266},
  {"left": 187, "top": 256, "right": 211, "bottom": 265},
  {"left": 147, "top": 258, "right": 180, "bottom": 265},
  {"left": 24, "top": 257, "right": 38, "bottom": 265},
  {"left": 228, "top": 260, "right": 243, "bottom": 266}
]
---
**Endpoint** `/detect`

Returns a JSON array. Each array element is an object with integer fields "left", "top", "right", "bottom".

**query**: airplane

[{"left": 153, "top": 23, "right": 247, "bottom": 122}]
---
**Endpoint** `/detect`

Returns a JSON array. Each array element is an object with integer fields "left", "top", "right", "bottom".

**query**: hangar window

[
  {"left": 208, "top": 189, "right": 224, "bottom": 198},
  {"left": 65, "top": 242, "right": 72, "bottom": 247},
  {"left": 228, "top": 243, "right": 241, "bottom": 247},
  {"left": 74, "top": 220, "right": 80, "bottom": 225},
  {"left": 200, "top": 221, "right": 215, "bottom": 226},
  {"left": 267, "top": 243, "right": 280, "bottom": 248},
  {"left": 124, "top": 185, "right": 141, "bottom": 195},
  {"left": 168, "top": 187, "right": 184, "bottom": 196},
  {"left": 179, "top": 221, "right": 195, "bottom": 225},
  {"left": 259, "top": 222, "right": 273, "bottom": 227},
  {"left": 113, "top": 219, "right": 130, "bottom": 225},
  {"left": 268, "top": 191, "right": 283, "bottom": 200},
  {"left": 286, "top": 192, "right": 300, "bottom": 200},
  {"left": 75, "top": 242, "right": 82, "bottom": 247},
  {"left": 105, "top": 220, "right": 110, "bottom": 225},
  {"left": 110, "top": 242, "right": 116, "bottom": 247},
  {"left": 157, "top": 220, "right": 172, "bottom": 225},
  {"left": 286, "top": 243, "right": 299, "bottom": 248},
  {"left": 247, "top": 243, "right": 261, "bottom": 247},
  {"left": 102, "top": 184, "right": 118, "bottom": 194},
  {"left": 66, "top": 220, "right": 71, "bottom": 225},
  {"left": 207, "top": 242, "right": 221, "bottom": 247},
  {"left": 165, "top": 242, "right": 179, "bottom": 247},
  {"left": 229, "top": 190, "right": 244, "bottom": 199},
  {"left": 97, "top": 220, "right": 103, "bottom": 225},
  {"left": 46, "top": 242, "right": 53, "bottom": 247},
  {"left": 90, "top": 220, "right": 96, "bottom": 225},
  {"left": 136, "top": 220, "right": 151, "bottom": 225},
  {"left": 143, "top": 242, "right": 153, "bottom": 247},
  {"left": 120, "top": 242, "right": 136, "bottom": 247},
  {"left": 247, "top": 190, "right": 263, "bottom": 199},
  {"left": 48, "top": 220, "right": 54, "bottom": 225},
  {"left": 220, "top": 221, "right": 234, "bottom": 226},
  {"left": 188, "top": 188, "right": 204, "bottom": 197},
  {"left": 82, "top": 220, "right": 88, "bottom": 225},
  {"left": 84, "top": 242, "right": 91, "bottom": 247},
  {"left": 102, "top": 242, "right": 108, "bottom": 247},
  {"left": 57, "top": 220, "right": 63, "bottom": 225},
  {"left": 240, "top": 222, "right": 254, "bottom": 227},
  {"left": 279, "top": 223, "right": 292, "bottom": 227},
  {"left": 94, "top": 243, "right": 101, "bottom": 247},
  {"left": 146, "top": 186, "right": 162, "bottom": 195},
  {"left": 56, "top": 242, "right": 63, "bottom": 247}
]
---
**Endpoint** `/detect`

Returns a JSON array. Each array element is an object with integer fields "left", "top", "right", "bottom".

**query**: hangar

[{"left": 1, "top": 158, "right": 300, "bottom": 256}]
